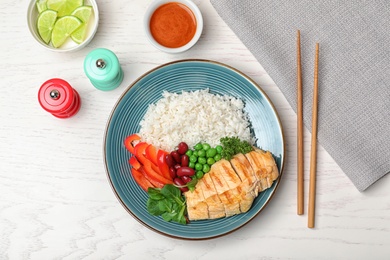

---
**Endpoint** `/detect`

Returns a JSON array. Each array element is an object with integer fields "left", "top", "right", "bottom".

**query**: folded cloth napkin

[{"left": 210, "top": 0, "right": 390, "bottom": 191}]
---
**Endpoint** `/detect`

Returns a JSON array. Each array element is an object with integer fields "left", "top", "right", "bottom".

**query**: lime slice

[
  {"left": 36, "top": 0, "right": 48, "bottom": 13},
  {"left": 37, "top": 9, "right": 57, "bottom": 44},
  {"left": 71, "top": 5, "right": 92, "bottom": 22},
  {"left": 51, "top": 15, "right": 82, "bottom": 48},
  {"left": 70, "top": 5, "right": 93, "bottom": 44},
  {"left": 47, "top": 0, "right": 84, "bottom": 17}
]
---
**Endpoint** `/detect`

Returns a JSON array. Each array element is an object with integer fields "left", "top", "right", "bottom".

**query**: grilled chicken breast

[{"left": 184, "top": 149, "right": 279, "bottom": 221}]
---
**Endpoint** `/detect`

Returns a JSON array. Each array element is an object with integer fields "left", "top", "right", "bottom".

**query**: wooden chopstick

[
  {"left": 296, "top": 30, "right": 304, "bottom": 215},
  {"left": 308, "top": 43, "right": 319, "bottom": 228}
]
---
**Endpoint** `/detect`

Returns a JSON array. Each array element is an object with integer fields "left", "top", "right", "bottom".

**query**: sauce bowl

[{"left": 144, "top": 0, "right": 203, "bottom": 53}]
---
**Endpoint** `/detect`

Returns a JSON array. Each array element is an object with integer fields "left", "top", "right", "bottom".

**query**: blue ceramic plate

[{"left": 104, "top": 59, "right": 284, "bottom": 240}]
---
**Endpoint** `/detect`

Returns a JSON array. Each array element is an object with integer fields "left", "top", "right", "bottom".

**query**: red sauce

[{"left": 150, "top": 2, "right": 197, "bottom": 48}]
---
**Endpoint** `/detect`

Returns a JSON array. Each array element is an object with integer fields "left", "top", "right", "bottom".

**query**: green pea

[
  {"left": 189, "top": 162, "right": 195, "bottom": 168},
  {"left": 194, "top": 143, "right": 203, "bottom": 150},
  {"left": 216, "top": 145, "right": 223, "bottom": 154},
  {"left": 197, "top": 149, "right": 206, "bottom": 157},
  {"left": 214, "top": 154, "right": 222, "bottom": 162},
  {"left": 189, "top": 155, "right": 197, "bottom": 163},
  {"left": 207, "top": 158, "right": 215, "bottom": 165},
  {"left": 206, "top": 148, "right": 217, "bottom": 158},
  {"left": 203, "top": 164, "right": 211, "bottom": 173},
  {"left": 202, "top": 143, "right": 211, "bottom": 150},
  {"left": 185, "top": 150, "right": 193, "bottom": 156},
  {"left": 198, "top": 157, "right": 207, "bottom": 165},
  {"left": 195, "top": 163, "right": 203, "bottom": 171},
  {"left": 196, "top": 171, "right": 204, "bottom": 179}
]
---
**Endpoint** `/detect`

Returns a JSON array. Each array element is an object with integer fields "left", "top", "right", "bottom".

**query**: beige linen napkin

[{"left": 210, "top": 0, "right": 390, "bottom": 191}]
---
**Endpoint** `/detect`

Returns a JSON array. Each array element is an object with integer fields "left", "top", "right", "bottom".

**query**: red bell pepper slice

[
  {"left": 139, "top": 167, "right": 165, "bottom": 188},
  {"left": 129, "top": 156, "right": 141, "bottom": 170},
  {"left": 150, "top": 162, "right": 161, "bottom": 175},
  {"left": 124, "top": 134, "right": 141, "bottom": 154},
  {"left": 142, "top": 160, "right": 173, "bottom": 186},
  {"left": 131, "top": 168, "right": 154, "bottom": 192},
  {"left": 145, "top": 144, "right": 158, "bottom": 166},
  {"left": 134, "top": 142, "right": 149, "bottom": 165},
  {"left": 157, "top": 149, "right": 172, "bottom": 180},
  {"left": 134, "top": 142, "right": 163, "bottom": 174},
  {"left": 132, "top": 141, "right": 173, "bottom": 189}
]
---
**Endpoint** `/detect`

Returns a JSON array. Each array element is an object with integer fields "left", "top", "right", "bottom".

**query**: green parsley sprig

[{"left": 220, "top": 136, "right": 254, "bottom": 160}]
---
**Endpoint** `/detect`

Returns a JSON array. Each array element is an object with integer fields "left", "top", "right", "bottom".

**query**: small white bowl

[
  {"left": 27, "top": 0, "right": 99, "bottom": 52},
  {"left": 144, "top": 0, "right": 203, "bottom": 53}
]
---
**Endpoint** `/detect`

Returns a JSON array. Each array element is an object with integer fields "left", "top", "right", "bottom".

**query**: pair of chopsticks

[{"left": 296, "top": 30, "right": 319, "bottom": 228}]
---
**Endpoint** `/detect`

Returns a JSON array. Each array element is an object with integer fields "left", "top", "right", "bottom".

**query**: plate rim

[{"left": 103, "top": 59, "right": 285, "bottom": 240}]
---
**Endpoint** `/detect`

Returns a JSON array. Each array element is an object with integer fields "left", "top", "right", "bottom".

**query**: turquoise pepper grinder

[{"left": 84, "top": 48, "right": 124, "bottom": 91}]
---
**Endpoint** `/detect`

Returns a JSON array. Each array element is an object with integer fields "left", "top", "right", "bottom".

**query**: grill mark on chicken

[
  {"left": 209, "top": 163, "right": 241, "bottom": 216},
  {"left": 235, "top": 152, "right": 265, "bottom": 192},
  {"left": 230, "top": 154, "right": 259, "bottom": 197},
  {"left": 184, "top": 149, "right": 279, "bottom": 221},
  {"left": 255, "top": 149, "right": 279, "bottom": 184},
  {"left": 244, "top": 151, "right": 270, "bottom": 192},
  {"left": 199, "top": 172, "right": 225, "bottom": 219},
  {"left": 221, "top": 163, "right": 240, "bottom": 185},
  {"left": 218, "top": 170, "right": 243, "bottom": 216},
  {"left": 211, "top": 171, "right": 224, "bottom": 188},
  {"left": 255, "top": 152, "right": 273, "bottom": 187},
  {"left": 218, "top": 159, "right": 255, "bottom": 213},
  {"left": 185, "top": 183, "right": 209, "bottom": 220}
]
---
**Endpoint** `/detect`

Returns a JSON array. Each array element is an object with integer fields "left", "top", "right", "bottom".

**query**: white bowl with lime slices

[{"left": 27, "top": 0, "right": 99, "bottom": 52}]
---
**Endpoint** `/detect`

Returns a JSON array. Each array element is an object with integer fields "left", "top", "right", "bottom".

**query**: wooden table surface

[{"left": 1, "top": 1, "right": 389, "bottom": 259}]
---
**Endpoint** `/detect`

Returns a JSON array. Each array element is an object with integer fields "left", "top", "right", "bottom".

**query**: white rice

[{"left": 138, "top": 89, "right": 254, "bottom": 151}]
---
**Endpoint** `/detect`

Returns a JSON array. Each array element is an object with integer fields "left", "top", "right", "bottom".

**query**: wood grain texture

[
  {"left": 296, "top": 30, "right": 304, "bottom": 216},
  {"left": 308, "top": 43, "right": 319, "bottom": 228},
  {"left": 0, "top": 0, "right": 389, "bottom": 259}
]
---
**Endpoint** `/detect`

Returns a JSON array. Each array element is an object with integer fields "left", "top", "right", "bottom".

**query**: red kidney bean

[
  {"left": 173, "top": 177, "right": 185, "bottom": 186},
  {"left": 169, "top": 167, "right": 176, "bottom": 179},
  {"left": 177, "top": 142, "right": 188, "bottom": 155},
  {"left": 181, "top": 175, "right": 192, "bottom": 183},
  {"left": 173, "top": 177, "right": 189, "bottom": 192},
  {"left": 165, "top": 154, "right": 174, "bottom": 167},
  {"left": 181, "top": 154, "right": 189, "bottom": 167},
  {"left": 171, "top": 151, "right": 181, "bottom": 163},
  {"left": 174, "top": 164, "right": 181, "bottom": 170},
  {"left": 176, "top": 166, "right": 195, "bottom": 177}
]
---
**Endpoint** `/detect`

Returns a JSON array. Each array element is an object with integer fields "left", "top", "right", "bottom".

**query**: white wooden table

[{"left": 1, "top": 1, "right": 389, "bottom": 259}]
